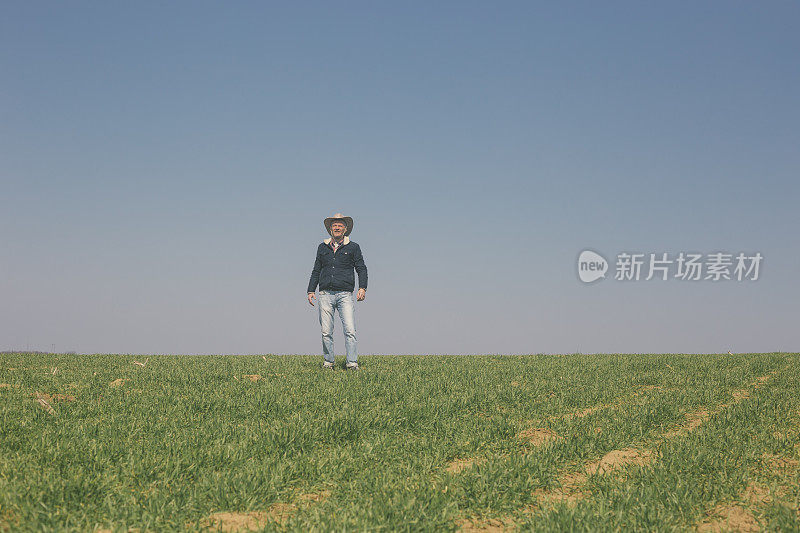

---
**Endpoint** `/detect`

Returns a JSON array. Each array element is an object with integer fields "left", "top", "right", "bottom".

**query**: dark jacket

[{"left": 307, "top": 236, "right": 368, "bottom": 293}]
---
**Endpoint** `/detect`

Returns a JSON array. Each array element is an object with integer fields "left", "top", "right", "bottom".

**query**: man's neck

[{"left": 332, "top": 236, "right": 344, "bottom": 244}]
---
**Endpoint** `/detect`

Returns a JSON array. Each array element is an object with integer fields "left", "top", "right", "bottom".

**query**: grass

[{"left": 1, "top": 352, "right": 798, "bottom": 531}]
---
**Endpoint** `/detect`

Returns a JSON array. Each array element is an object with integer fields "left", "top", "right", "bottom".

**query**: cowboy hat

[{"left": 324, "top": 213, "right": 354, "bottom": 236}]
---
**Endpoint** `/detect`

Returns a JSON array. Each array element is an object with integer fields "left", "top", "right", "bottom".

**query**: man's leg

[
  {"left": 318, "top": 291, "right": 335, "bottom": 364},
  {"left": 338, "top": 291, "right": 357, "bottom": 366}
]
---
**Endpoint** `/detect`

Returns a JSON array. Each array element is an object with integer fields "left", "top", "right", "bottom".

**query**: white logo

[
  {"left": 578, "top": 250, "right": 608, "bottom": 283},
  {"left": 577, "top": 249, "right": 763, "bottom": 283}
]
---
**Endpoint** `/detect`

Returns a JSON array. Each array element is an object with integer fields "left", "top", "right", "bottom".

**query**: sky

[{"left": 2, "top": 2, "right": 798, "bottom": 355}]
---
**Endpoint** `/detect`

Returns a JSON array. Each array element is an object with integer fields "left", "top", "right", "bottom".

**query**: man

[{"left": 307, "top": 213, "right": 368, "bottom": 370}]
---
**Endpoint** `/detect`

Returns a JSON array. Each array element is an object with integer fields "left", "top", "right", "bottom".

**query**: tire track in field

[
  {"left": 517, "top": 385, "right": 675, "bottom": 448},
  {"left": 452, "top": 386, "right": 676, "bottom": 530},
  {"left": 453, "top": 387, "right": 653, "bottom": 484},
  {"left": 661, "top": 370, "right": 778, "bottom": 441},
  {"left": 453, "top": 368, "right": 785, "bottom": 530},
  {"left": 530, "top": 370, "right": 781, "bottom": 509},
  {"left": 547, "top": 385, "right": 671, "bottom": 423},
  {"left": 451, "top": 385, "right": 685, "bottom": 530},
  {"left": 693, "top": 447, "right": 800, "bottom": 532},
  {"left": 692, "top": 368, "right": 798, "bottom": 532}
]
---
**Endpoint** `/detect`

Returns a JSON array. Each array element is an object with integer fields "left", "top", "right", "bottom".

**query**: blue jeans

[{"left": 318, "top": 290, "right": 357, "bottom": 364}]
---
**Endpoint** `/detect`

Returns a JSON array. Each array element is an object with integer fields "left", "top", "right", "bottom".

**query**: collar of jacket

[{"left": 324, "top": 236, "right": 350, "bottom": 246}]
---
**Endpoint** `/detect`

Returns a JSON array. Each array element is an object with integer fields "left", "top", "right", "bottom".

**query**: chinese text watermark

[{"left": 577, "top": 250, "right": 762, "bottom": 283}]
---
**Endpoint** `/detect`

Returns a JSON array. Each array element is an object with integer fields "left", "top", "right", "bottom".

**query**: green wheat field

[{"left": 1, "top": 352, "right": 798, "bottom": 532}]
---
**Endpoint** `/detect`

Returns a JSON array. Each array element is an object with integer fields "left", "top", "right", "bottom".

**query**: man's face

[{"left": 331, "top": 221, "right": 346, "bottom": 238}]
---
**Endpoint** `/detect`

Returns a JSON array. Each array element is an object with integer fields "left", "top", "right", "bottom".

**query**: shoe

[
  {"left": 322, "top": 361, "right": 335, "bottom": 370},
  {"left": 345, "top": 362, "right": 359, "bottom": 370}
]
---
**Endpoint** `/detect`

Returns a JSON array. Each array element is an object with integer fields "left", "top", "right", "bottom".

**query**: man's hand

[
  {"left": 357, "top": 288, "right": 366, "bottom": 301},
  {"left": 308, "top": 292, "right": 316, "bottom": 306}
]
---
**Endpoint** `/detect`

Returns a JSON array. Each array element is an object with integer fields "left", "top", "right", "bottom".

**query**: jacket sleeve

[
  {"left": 354, "top": 244, "right": 368, "bottom": 290},
  {"left": 307, "top": 246, "right": 322, "bottom": 293}
]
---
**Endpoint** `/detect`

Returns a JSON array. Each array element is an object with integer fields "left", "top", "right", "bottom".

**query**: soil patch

[
  {"left": 732, "top": 389, "right": 750, "bottom": 401},
  {"left": 761, "top": 453, "right": 799, "bottom": 474},
  {"left": 663, "top": 409, "right": 713, "bottom": 438},
  {"left": 696, "top": 504, "right": 760, "bottom": 532},
  {"left": 267, "top": 503, "right": 297, "bottom": 525},
  {"left": 534, "top": 448, "right": 652, "bottom": 506},
  {"left": 518, "top": 428, "right": 561, "bottom": 447},
  {"left": 455, "top": 516, "right": 514, "bottom": 532},
  {"left": 32, "top": 392, "right": 75, "bottom": 403},
  {"left": 684, "top": 410, "right": 712, "bottom": 431},
  {"left": 532, "top": 471, "right": 589, "bottom": 507},
  {"left": 51, "top": 393, "right": 75, "bottom": 402},
  {"left": 548, "top": 404, "right": 609, "bottom": 422},
  {"left": 574, "top": 406, "right": 605, "bottom": 418},
  {"left": 447, "top": 457, "right": 485, "bottom": 474},
  {"left": 109, "top": 378, "right": 127, "bottom": 388},
  {"left": 201, "top": 511, "right": 272, "bottom": 532},
  {"left": 201, "top": 504, "right": 297, "bottom": 532},
  {"left": 744, "top": 483, "right": 773, "bottom": 506},
  {"left": 752, "top": 375, "right": 772, "bottom": 389},
  {"left": 532, "top": 471, "right": 590, "bottom": 507},
  {"left": 584, "top": 448, "right": 653, "bottom": 475},
  {"left": 243, "top": 374, "right": 262, "bottom": 382}
]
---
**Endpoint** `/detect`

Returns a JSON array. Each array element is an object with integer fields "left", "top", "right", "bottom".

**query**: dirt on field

[
  {"left": 201, "top": 503, "right": 297, "bottom": 531},
  {"left": 585, "top": 448, "right": 653, "bottom": 475},
  {"left": 663, "top": 372, "right": 779, "bottom": 443},
  {"left": 573, "top": 405, "right": 607, "bottom": 418},
  {"left": 533, "top": 447, "right": 653, "bottom": 507},
  {"left": 455, "top": 516, "right": 515, "bottom": 532},
  {"left": 447, "top": 457, "right": 485, "bottom": 474},
  {"left": 753, "top": 375, "right": 773, "bottom": 388},
  {"left": 744, "top": 483, "right": 774, "bottom": 506},
  {"left": 109, "top": 378, "right": 127, "bottom": 388},
  {"left": 267, "top": 504, "right": 296, "bottom": 525},
  {"left": 696, "top": 504, "right": 760, "bottom": 532},
  {"left": 33, "top": 392, "right": 75, "bottom": 403},
  {"left": 518, "top": 428, "right": 561, "bottom": 446},
  {"left": 552, "top": 385, "right": 671, "bottom": 423},
  {"left": 732, "top": 389, "right": 750, "bottom": 401},
  {"left": 532, "top": 470, "right": 589, "bottom": 507},
  {"left": 243, "top": 374, "right": 261, "bottom": 382},
  {"left": 201, "top": 511, "right": 272, "bottom": 532},
  {"left": 662, "top": 409, "right": 712, "bottom": 439},
  {"left": 761, "top": 453, "right": 799, "bottom": 474},
  {"left": 546, "top": 404, "right": 609, "bottom": 422}
]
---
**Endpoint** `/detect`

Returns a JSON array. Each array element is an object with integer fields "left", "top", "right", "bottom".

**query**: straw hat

[{"left": 324, "top": 213, "right": 354, "bottom": 236}]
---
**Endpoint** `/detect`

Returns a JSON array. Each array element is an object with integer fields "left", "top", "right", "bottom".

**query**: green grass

[{"left": 1, "top": 353, "right": 798, "bottom": 531}]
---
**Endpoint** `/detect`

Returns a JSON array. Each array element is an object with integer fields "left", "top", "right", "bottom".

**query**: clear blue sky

[{"left": 2, "top": 2, "right": 798, "bottom": 355}]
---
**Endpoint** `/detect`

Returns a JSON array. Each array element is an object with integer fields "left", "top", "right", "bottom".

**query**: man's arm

[
  {"left": 307, "top": 246, "right": 322, "bottom": 305},
  {"left": 354, "top": 244, "right": 367, "bottom": 296}
]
